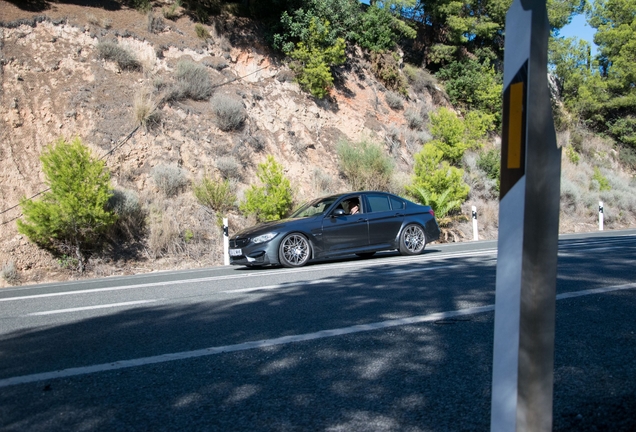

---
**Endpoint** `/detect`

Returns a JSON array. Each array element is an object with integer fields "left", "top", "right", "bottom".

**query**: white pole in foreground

[
  {"left": 223, "top": 217, "right": 230, "bottom": 265},
  {"left": 599, "top": 201, "right": 604, "bottom": 231},
  {"left": 472, "top": 206, "right": 479, "bottom": 241}
]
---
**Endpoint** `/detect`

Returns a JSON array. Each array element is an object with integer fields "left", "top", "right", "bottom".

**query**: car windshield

[{"left": 290, "top": 196, "right": 339, "bottom": 218}]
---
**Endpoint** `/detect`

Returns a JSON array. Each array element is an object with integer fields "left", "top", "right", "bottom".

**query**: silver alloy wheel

[
  {"left": 400, "top": 224, "right": 426, "bottom": 255},
  {"left": 279, "top": 233, "right": 310, "bottom": 267}
]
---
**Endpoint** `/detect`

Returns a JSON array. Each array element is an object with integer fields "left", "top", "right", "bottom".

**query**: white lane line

[
  {"left": 2, "top": 282, "right": 635, "bottom": 389},
  {"left": 223, "top": 278, "right": 338, "bottom": 294},
  {"left": 0, "top": 249, "right": 497, "bottom": 303},
  {"left": 0, "top": 305, "right": 494, "bottom": 389},
  {"left": 26, "top": 299, "right": 161, "bottom": 316}
]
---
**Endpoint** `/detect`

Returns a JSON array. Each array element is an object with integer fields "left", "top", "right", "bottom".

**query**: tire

[
  {"left": 356, "top": 252, "right": 376, "bottom": 259},
  {"left": 278, "top": 233, "right": 311, "bottom": 268},
  {"left": 399, "top": 224, "right": 426, "bottom": 255}
]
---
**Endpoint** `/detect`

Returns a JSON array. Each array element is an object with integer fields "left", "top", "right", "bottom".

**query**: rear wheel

[
  {"left": 399, "top": 224, "right": 426, "bottom": 255},
  {"left": 279, "top": 233, "right": 311, "bottom": 268},
  {"left": 356, "top": 252, "right": 376, "bottom": 259}
]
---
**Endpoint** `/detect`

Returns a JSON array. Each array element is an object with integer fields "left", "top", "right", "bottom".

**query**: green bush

[
  {"left": 566, "top": 146, "right": 580, "bottom": 165},
  {"left": 406, "top": 143, "right": 470, "bottom": 214},
  {"left": 17, "top": 137, "right": 116, "bottom": 272},
  {"left": 240, "top": 156, "right": 294, "bottom": 222},
  {"left": 370, "top": 51, "right": 408, "bottom": 95},
  {"left": 151, "top": 164, "right": 189, "bottom": 197},
  {"left": 428, "top": 107, "right": 491, "bottom": 165},
  {"left": 337, "top": 139, "right": 394, "bottom": 191},
  {"left": 476, "top": 149, "right": 501, "bottom": 190},
  {"left": 287, "top": 17, "right": 346, "bottom": 99},
  {"left": 591, "top": 167, "right": 611, "bottom": 191},
  {"left": 211, "top": 94, "right": 246, "bottom": 131},
  {"left": 193, "top": 176, "right": 236, "bottom": 226},
  {"left": 436, "top": 59, "right": 502, "bottom": 127},
  {"left": 96, "top": 41, "right": 141, "bottom": 71}
]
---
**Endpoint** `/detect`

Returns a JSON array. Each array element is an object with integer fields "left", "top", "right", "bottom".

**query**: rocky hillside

[{"left": 1, "top": 1, "right": 634, "bottom": 287}]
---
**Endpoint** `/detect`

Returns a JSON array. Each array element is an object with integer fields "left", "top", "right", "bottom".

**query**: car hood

[{"left": 232, "top": 216, "right": 316, "bottom": 238}]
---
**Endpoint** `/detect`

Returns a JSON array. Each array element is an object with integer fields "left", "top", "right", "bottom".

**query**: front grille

[{"left": 230, "top": 238, "right": 249, "bottom": 248}]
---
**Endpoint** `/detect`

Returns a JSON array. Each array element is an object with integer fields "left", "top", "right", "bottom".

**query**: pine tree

[{"left": 17, "top": 137, "right": 116, "bottom": 272}]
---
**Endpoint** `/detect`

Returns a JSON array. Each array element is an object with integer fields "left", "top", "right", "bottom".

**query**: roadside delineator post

[
  {"left": 472, "top": 206, "right": 479, "bottom": 241},
  {"left": 223, "top": 217, "right": 230, "bottom": 266},
  {"left": 599, "top": 201, "right": 604, "bottom": 231},
  {"left": 490, "top": 0, "right": 562, "bottom": 431}
]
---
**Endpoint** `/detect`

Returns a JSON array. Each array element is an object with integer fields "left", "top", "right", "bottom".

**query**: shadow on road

[{"left": 1, "top": 237, "right": 635, "bottom": 431}]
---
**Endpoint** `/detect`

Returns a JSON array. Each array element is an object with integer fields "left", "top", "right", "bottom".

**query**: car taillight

[{"left": 428, "top": 209, "right": 435, "bottom": 217}]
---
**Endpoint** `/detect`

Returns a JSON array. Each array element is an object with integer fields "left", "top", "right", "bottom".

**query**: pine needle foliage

[
  {"left": 240, "top": 156, "right": 294, "bottom": 222},
  {"left": 17, "top": 138, "right": 116, "bottom": 272}
]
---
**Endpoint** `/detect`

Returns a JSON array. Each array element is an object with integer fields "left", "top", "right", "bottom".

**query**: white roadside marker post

[
  {"left": 472, "top": 206, "right": 479, "bottom": 241},
  {"left": 490, "top": 0, "right": 562, "bottom": 431},
  {"left": 599, "top": 201, "right": 604, "bottom": 231},
  {"left": 223, "top": 217, "right": 230, "bottom": 266}
]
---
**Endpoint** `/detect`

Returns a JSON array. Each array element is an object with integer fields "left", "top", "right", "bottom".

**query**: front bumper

[{"left": 229, "top": 238, "right": 281, "bottom": 267}]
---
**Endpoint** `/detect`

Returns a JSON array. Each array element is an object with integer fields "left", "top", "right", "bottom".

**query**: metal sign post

[{"left": 490, "top": 0, "right": 562, "bottom": 431}]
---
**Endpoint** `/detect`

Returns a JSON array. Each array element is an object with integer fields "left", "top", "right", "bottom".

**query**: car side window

[
  {"left": 366, "top": 195, "right": 391, "bottom": 213},
  {"left": 390, "top": 197, "right": 405, "bottom": 210}
]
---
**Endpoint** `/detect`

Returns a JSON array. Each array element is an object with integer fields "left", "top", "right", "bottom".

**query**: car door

[
  {"left": 321, "top": 196, "right": 369, "bottom": 253},
  {"left": 365, "top": 193, "right": 405, "bottom": 247}
]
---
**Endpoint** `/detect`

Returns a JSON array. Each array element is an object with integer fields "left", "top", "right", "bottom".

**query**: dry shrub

[
  {"left": 405, "top": 107, "right": 425, "bottom": 130},
  {"left": 96, "top": 41, "right": 141, "bottom": 71},
  {"left": 385, "top": 91, "right": 404, "bottom": 110},
  {"left": 169, "top": 60, "right": 214, "bottom": 101},
  {"left": 151, "top": 164, "right": 189, "bottom": 197},
  {"left": 147, "top": 12, "right": 165, "bottom": 34},
  {"left": 216, "top": 155, "right": 241, "bottom": 180},
  {"left": 211, "top": 93, "right": 246, "bottom": 131},
  {"left": 1, "top": 261, "right": 19, "bottom": 285},
  {"left": 145, "top": 194, "right": 224, "bottom": 264},
  {"left": 108, "top": 188, "right": 147, "bottom": 241},
  {"left": 403, "top": 64, "right": 438, "bottom": 95},
  {"left": 312, "top": 168, "right": 334, "bottom": 194}
]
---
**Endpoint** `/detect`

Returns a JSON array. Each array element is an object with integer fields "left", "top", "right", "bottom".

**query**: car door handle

[
  {"left": 394, "top": 213, "right": 404, "bottom": 217},
  {"left": 357, "top": 218, "right": 367, "bottom": 222}
]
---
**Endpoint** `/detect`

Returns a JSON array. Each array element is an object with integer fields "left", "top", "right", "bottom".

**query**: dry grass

[
  {"left": 133, "top": 88, "right": 160, "bottom": 130},
  {"left": 143, "top": 194, "right": 224, "bottom": 265}
]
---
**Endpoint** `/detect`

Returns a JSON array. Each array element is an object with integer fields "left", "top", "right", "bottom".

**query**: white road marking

[
  {"left": 0, "top": 249, "right": 497, "bottom": 303},
  {"left": 26, "top": 299, "right": 161, "bottom": 316},
  {"left": 222, "top": 278, "right": 338, "bottom": 294},
  {"left": 1, "top": 282, "right": 634, "bottom": 389}
]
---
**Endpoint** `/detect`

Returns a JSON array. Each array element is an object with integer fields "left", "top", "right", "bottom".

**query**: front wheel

[
  {"left": 399, "top": 224, "right": 426, "bottom": 255},
  {"left": 279, "top": 233, "right": 311, "bottom": 268}
]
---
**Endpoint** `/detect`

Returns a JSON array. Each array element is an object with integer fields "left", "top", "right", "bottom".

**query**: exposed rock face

[{"left": 0, "top": 3, "right": 437, "bottom": 285}]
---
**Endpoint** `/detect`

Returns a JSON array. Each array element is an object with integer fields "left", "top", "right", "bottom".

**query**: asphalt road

[{"left": 1, "top": 230, "right": 635, "bottom": 431}]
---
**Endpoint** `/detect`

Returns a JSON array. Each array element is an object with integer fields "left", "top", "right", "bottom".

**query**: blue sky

[{"left": 557, "top": 14, "right": 598, "bottom": 55}]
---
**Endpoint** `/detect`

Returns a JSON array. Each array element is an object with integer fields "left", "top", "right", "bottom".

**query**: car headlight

[{"left": 251, "top": 232, "right": 277, "bottom": 244}]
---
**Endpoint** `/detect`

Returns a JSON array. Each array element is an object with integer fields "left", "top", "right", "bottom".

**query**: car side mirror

[{"left": 332, "top": 209, "right": 346, "bottom": 217}]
